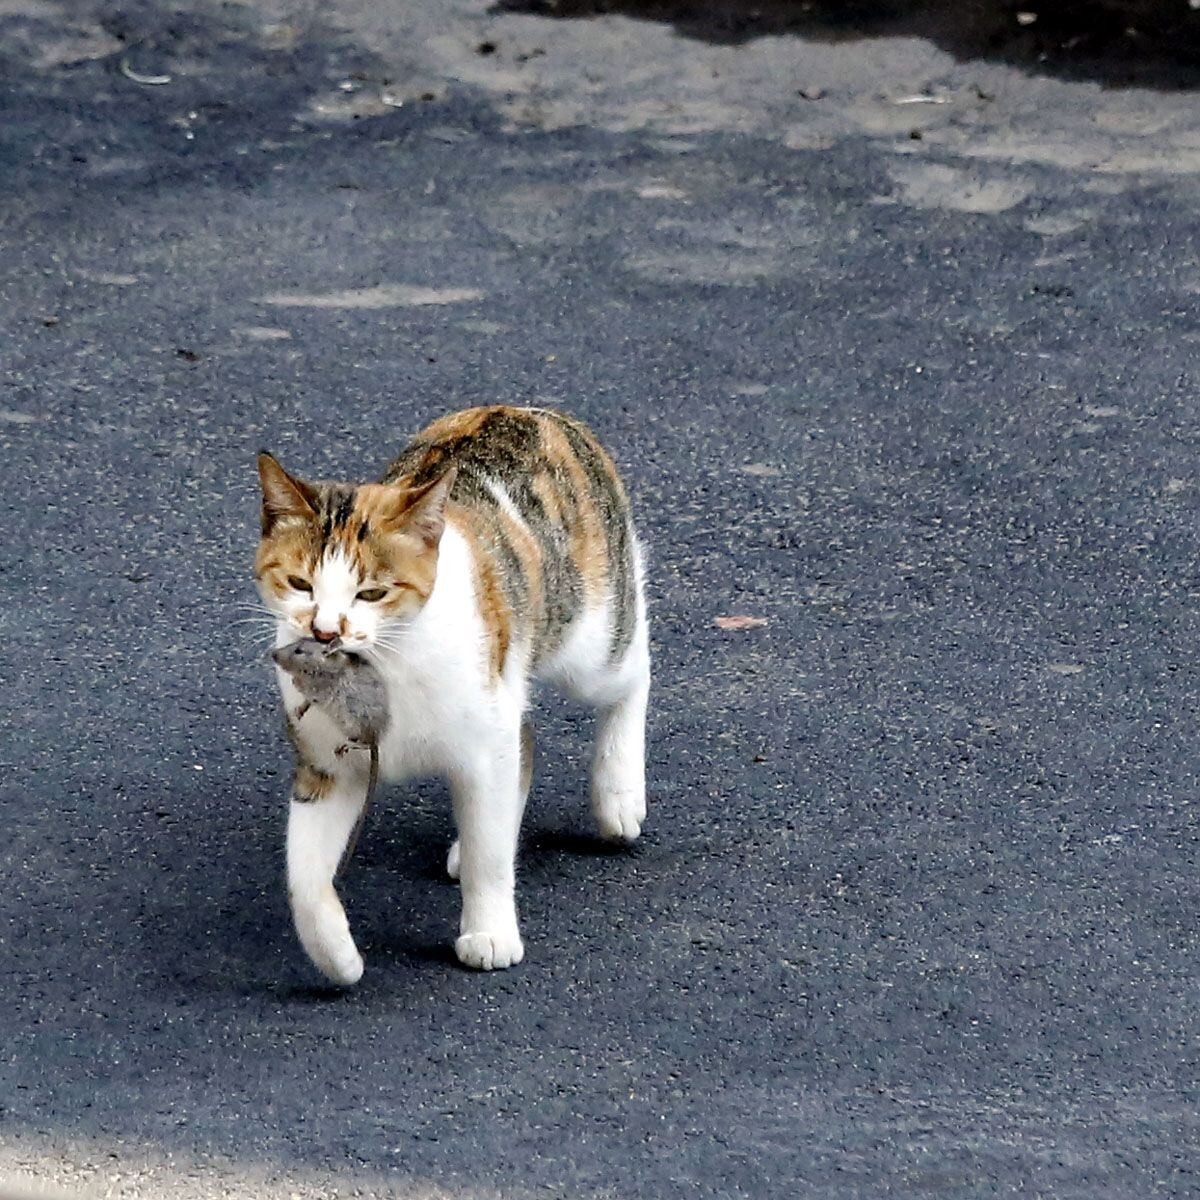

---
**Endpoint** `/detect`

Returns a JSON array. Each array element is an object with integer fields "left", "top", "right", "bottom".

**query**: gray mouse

[
  {"left": 272, "top": 637, "right": 390, "bottom": 872},
  {"left": 273, "top": 637, "right": 389, "bottom": 748}
]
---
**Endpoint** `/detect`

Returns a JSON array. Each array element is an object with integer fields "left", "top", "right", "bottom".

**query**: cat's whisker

[
  {"left": 370, "top": 628, "right": 405, "bottom": 644},
  {"left": 372, "top": 625, "right": 409, "bottom": 649},
  {"left": 368, "top": 636, "right": 406, "bottom": 656},
  {"left": 358, "top": 647, "right": 389, "bottom": 670},
  {"left": 232, "top": 635, "right": 278, "bottom": 651},
  {"left": 361, "top": 643, "right": 399, "bottom": 664}
]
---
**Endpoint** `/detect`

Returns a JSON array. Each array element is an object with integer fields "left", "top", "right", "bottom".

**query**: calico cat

[{"left": 255, "top": 406, "right": 649, "bottom": 979}]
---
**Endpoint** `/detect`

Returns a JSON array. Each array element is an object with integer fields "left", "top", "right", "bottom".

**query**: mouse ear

[{"left": 257, "top": 452, "right": 317, "bottom": 533}]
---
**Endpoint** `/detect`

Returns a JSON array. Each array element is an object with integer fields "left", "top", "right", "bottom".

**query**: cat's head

[{"left": 253, "top": 452, "right": 456, "bottom": 649}]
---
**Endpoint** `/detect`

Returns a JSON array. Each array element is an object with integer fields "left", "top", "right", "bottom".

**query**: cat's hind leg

[
  {"left": 590, "top": 624, "right": 650, "bottom": 843},
  {"left": 546, "top": 579, "right": 651, "bottom": 844}
]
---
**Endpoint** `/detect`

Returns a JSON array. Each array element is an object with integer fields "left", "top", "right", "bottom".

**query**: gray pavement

[{"left": 1, "top": 2, "right": 1199, "bottom": 1197}]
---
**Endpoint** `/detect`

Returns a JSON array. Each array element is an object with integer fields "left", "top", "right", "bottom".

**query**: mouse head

[
  {"left": 272, "top": 636, "right": 343, "bottom": 670},
  {"left": 272, "top": 638, "right": 356, "bottom": 709},
  {"left": 254, "top": 455, "right": 456, "bottom": 652}
]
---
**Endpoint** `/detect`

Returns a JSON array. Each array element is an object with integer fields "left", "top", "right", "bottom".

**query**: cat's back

[{"left": 383, "top": 406, "right": 640, "bottom": 674}]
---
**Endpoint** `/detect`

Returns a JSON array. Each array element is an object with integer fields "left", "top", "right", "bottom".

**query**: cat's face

[{"left": 254, "top": 453, "right": 455, "bottom": 649}]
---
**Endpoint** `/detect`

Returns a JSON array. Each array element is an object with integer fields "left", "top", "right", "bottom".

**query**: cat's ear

[
  {"left": 398, "top": 467, "right": 457, "bottom": 549},
  {"left": 257, "top": 451, "right": 317, "bottom": 533}
]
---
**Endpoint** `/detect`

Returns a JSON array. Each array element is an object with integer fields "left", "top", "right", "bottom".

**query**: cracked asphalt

[{"left": 1, "top": 2, "right": 1199, "bottom": 1197}]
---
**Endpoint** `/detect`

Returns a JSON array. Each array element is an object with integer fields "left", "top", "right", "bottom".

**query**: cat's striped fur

[
  {"left": 387, "top": 406, "right": 639, "bottom": 671},
  {"left": 255, "top": 406, "right": 650, "bottom": 978}
]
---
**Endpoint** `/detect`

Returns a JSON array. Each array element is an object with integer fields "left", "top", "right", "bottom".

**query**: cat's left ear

[
  {"left": 257, "top": 451, "right": 317, "bottom": 533},
  {"left": 399, "top": 467, "right": 458, "bottom": 549}
]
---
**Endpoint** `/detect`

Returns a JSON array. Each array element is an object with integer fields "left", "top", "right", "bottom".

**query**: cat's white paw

[
  {"left": 593, "top": 788, "right": 645, "bottom": 842},
  {"left": 319, "top": 945, "right": 364, "bottom": 987},
  {"left": 446, "top": 839, "right": 461, "bottom": 881},
  {"left": 455, "top": 928, "right": 525, "bottom": 971},
  {"left": 290, "top": 887, "right": 364, "bottom": 986}
]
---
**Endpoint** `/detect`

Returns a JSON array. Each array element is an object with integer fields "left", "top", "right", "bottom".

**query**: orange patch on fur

[
  {"left": 413, "top": 406, "right": 497, "bottom": 445},
  {"left": 294, "top": 764, "right": 334, "bottom": 802},
  {"left": 452, "top": 511, "right": 512, "bottom": 679},
  {"left": 346, "top": 484, "right": 440, "bottom": 604},
  {"left": 255, "top": 521, "right": 321, "bottom": 599},
  {"left": 530, "top": 469, "right": 566, "bottom": 526}
]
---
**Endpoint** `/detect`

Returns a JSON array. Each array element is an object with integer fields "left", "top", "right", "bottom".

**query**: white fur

[
  {"left": 484, "top": 476, "right": 527, "bottom": 531},
  {"left": 268, "top": 520, "right": 649, "bottom": 980},
  {"left": 311, "top": 547, "right": 357, "bottom": 640},
  {"left": 287, "top": 783, "right": 366, "bottom": 986}
]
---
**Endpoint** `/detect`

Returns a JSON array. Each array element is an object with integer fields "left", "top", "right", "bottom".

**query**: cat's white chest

[{"left": 375, "top": 667, "right": 469, "bottom": 779}]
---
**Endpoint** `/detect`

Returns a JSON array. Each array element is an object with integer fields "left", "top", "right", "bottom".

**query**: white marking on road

[{"left": 257, "top": 284, "right": 483, "bottom": 309}]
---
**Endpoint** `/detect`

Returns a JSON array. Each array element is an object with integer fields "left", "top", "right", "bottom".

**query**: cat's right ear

[
  {"left": 399, "top": 466, "right": 458, "bottom": 549},
  {"left": 257, "top": 451, "right": 317, "bottom": 533}
]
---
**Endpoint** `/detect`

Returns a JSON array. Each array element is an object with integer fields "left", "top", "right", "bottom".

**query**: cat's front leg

[
  {"left": 286, "top": 758, "right": 369, "bottom": 986},
  {"left": 449, "top": 733, "right": 526, "bottom": 971}
]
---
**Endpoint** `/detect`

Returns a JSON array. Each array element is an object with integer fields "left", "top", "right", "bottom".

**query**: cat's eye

[
  {"left": 287, "top": 575, "right": 312, "bottom": 593},
  {"left": 356, "top": 587, "right": 388, "bottom": 603}
]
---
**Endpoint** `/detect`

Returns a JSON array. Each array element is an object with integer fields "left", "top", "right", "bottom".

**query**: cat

[{"left": 254, "top": 406, "right": 650, "bottom": 979}]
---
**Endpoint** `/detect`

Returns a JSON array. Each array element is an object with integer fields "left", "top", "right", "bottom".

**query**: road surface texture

[{"left": 2, "top": 1, "right": 1199, "bottom": 1197}]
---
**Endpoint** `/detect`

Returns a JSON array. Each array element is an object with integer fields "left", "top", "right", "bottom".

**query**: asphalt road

[{"left": 2, "top": 2, "right": 1199, "bottom": 1197}]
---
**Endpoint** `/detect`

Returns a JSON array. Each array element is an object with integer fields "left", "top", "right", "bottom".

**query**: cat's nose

[{"left": 312, "top": 625, "right": 339, "bottom": 643}]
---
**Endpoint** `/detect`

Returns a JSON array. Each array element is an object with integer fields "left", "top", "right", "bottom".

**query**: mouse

[{"left": 272, "top": 637, "right": 390, "bottom": 873}]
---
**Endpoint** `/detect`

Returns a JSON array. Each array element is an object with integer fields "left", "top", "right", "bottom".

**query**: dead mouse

[
  {"left": 272, "top": 637, "right": 389, "bottom": 872},
  {"left": 273, "top": 637, "right": 388, "bottom": 746}
]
